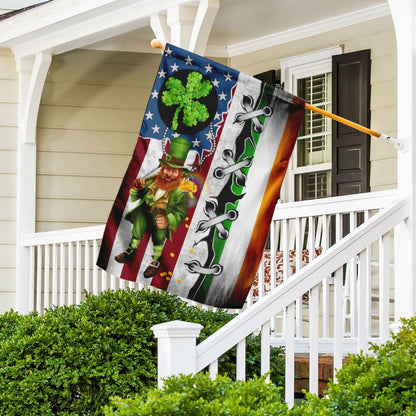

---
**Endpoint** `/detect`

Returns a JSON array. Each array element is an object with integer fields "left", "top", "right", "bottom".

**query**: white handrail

[
  {"left": 273, "top": 190, "right": 397, "bottom": 219},
  {"left": 195, "top": 197, "right": 408, "bottom": 371},
  {"left": 22, "top": 224, "right": 105, "bottom": 246}
]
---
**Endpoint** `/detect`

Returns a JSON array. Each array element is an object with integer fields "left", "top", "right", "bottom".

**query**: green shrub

[
  {"left": 0, "top": 289, "right": 284, "bottom": 415},
  {"left": 294, "top": 316, "right": 416, "bottom": 415},
  {"left": 104, "top": 373, "right": 289, "bottom": 416},
  {"left": 104, "top": 315, "right": 416, "bottom": 416},
  {"left": 215, "top": 334, "right": 285, "bottom": 388}
]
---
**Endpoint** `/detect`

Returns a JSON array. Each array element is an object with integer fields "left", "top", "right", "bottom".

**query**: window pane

[
  {"left": 296, "top": 73, "right": 332, "bottom": 168},
  {"left": 295, "top": 171, "right": 331, "bottom": 201}
]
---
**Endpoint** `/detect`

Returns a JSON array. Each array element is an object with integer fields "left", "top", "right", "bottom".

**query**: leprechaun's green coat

[{"left": 125, "top": 178, "right": 187, "bottom": 243}]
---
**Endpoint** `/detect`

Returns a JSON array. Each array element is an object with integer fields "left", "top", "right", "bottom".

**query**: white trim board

[
  {"left": 0, "top": 1, "right": 391, "bottom": 58},
  {"left": 220, "top": 3, "right": 391, "bottom": 58}
]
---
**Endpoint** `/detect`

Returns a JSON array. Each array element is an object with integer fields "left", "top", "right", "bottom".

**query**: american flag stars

[
  {"left": 192, "top": 137, "right": 201, "bottom": 148},
  {"left": 170, "top": 62, "right": 180, "bottom": 72},
  {"left": 140, "top": 43, "right": 239, "bottom": 158},
  {"left": 145, "top": 110, "right": 154, "bottom": 120},
  {"left": 218, "top": 91, "right": 227, "bottom": 101}
]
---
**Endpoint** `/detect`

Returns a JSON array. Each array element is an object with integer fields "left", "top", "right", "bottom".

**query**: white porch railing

[
  {"left": 152, "top": 195, "right": 409, "bottom": 406},
  {"left": 22, "top": 190, "right": 398, "bottom": 315},
  {"left": 22, "top": 225, "right": 148, "bottom": 314},
  {"left": 20, "top": 190, "right": 406, "bottom": 404},
  {"left": 248, "top": 189, "right": 399, "bottom": 344}
]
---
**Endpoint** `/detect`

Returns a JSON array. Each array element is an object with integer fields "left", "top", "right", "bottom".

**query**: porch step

[{"left": 294, "top": 355, "right": 349, "bottom": 397}]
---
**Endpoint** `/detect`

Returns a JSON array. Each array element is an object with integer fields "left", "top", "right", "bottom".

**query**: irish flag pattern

[{"left": 98, "top": 43, "right": 304, "bottom": 308}]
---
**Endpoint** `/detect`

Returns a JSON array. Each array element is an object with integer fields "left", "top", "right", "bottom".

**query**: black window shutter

[
  {"left": 254, "top": 70, "right": 277, "bottom": 87},
  {"left": 331, "top": 50, "right": 371, "bottom": 196}
]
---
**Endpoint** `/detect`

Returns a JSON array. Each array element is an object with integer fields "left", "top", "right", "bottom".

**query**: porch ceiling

[{"left": 0, "top": 0, "right": 389, "bottom": 58}]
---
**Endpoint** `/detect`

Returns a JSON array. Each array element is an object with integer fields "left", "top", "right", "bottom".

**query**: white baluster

[
  {"left": 295, "top": 217, "right": 303, "bottom": 338},
  {"left": 101, "top": 269, "right": 107, "bottom": 291},
  {"left": 52, "top": 243, "right": 58, "bottom": 307},
  {"left": 309, "top": 284, "right": 319, "bottom": 395},
  {"left": 333, "top": 267, "right": 343, "bottom": 381},
  {"left": 322, "top": 215, "right": 330, "bottom": 338},
  {"left": 110, "top": 273, "right": 117, "bottom": 291},
  {"left": 76, "top": 241, "right": 82, "bottom": 304},
  {"left": 348, "top": 212, "right": 358, "bottom": 337},
  {"left": 284, "top": 303, "right": 295, "bottom": 407},
  {"left": 85, "top": 240, "right": 91, "bottom": 295},
  {"left": 269, "top": 222, "right": 277, "bottom": 332},
  {"left": 68, "top": 242, "right": 73, "bottom": 305},
  {"left": 29, "top": 246, "right": 35, "bottom": 312},
  {"left": 209, "top": 359, "right": 218, "bottom": 379},
  {"left": 92, "top": 240, "right": 99, "bottom": 295},
  {"left": 36, "top": 245, "right": 42, "bottom": 314},
  {"left": 59, "top": 243, "right": 66, "bottom": 306},
  {"left": 44, "top": 244, "right": 50, "bottom": 310},
  {"left": 258, "top": 250, "right": 265, "bottom": 299},
  {"left": 261, "top": 320, "right": 271, "bottom": 382},
  {"left": 379, "top": 232, "right": 391, "bottom": 342},
  {"left": 282, "top": 219, "right": 289, "bottom": 280},
  {"left": 357, "top": 248, "right": 370, "bottom": 353},
  {"left": 236, "top": 339, "right": 246, "bottom": 381}
]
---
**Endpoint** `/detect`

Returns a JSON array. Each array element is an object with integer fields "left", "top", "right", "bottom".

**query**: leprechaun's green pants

[{"left": 130, "top": 209, "right": 167, "bottom": 249}]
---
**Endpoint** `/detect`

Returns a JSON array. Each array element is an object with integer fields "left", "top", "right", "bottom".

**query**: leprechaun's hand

[
  {"left": 131, "top": 178, "right": 145, "bottom": 190},
  {"left": 155, "top": 215, "right": 168, "bottom": 229}
]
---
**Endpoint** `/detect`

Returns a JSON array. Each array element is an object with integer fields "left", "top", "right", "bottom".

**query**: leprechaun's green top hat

[{"left": 160, "top": 137, "right": 192, "bottom": 169}]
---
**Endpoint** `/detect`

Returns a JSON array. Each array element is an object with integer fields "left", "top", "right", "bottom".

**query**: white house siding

[
  {"left": 0, "top": 48, "right": 18, "bottom": 311},
  {"left": 230, "top": 15, "right": 397, "bottom": 193},
  {"left": 35, "top": 49, "right": 228, "bottom": 233},
  {"left": 229, "top": 16, "right": 398, "bottom": 336},
  {"left": 36, "top": 50, "right": 161, "bottom": 232},
  {"left": 0, "top": 16, "right": 398, "bottom": 313}
]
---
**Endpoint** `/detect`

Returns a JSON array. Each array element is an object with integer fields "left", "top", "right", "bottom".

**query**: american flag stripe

[{"left": 98, "top": 43, "right": 304, "bottom": 309}]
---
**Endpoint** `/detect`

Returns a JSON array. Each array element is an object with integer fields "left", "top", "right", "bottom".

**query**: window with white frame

[{"left": 279, "top": 46, "right": 342, "bottom": 202}]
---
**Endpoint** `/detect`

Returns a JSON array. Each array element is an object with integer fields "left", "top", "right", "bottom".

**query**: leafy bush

[
  {"left": 104, "top": 316, "right": 416, "bottom": 416},
  {"left": 294, "top": 316, "right": 416, "bottom": 415},
  {"left": 216, "top": 334, "right": 285, "bottom": 388},
  {"left": 0, "top": 289, "right": 284, "bottom": 415},
  {"left": 104, "top": 373, "right": 289, "bottom": 416}
]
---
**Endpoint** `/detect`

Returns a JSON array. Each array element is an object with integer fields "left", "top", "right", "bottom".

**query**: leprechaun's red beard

[{"left": 154, "top": 170, "right": 184, "bottom": 191}]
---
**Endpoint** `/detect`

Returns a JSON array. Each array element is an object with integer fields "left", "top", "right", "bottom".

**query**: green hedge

[
  {"left": 295, "top": 316, "right": 416, "bottom": 415},
  {"left": 0, "top": 289, "right": 284, "bottom": 415},
  {"left": 103, "top": 315, "right": 416, "bottom": 416},
  {"left": 104, "top": 373, "right": 289, "bottom": 416}
]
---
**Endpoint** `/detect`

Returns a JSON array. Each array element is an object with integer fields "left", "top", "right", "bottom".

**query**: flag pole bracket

[{"left": 378, "top": 133, "right": 404, "bottom": 150}]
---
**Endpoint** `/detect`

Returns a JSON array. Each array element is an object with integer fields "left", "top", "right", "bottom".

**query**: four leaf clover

[{"left": 162, "top": 71, "right": 213, "bottom": 131}]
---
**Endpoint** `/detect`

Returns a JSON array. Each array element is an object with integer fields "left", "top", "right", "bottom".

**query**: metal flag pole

[
  {"left": 150, "top": 39, "right": 403, "bottom": 150},
  {"left": 305, "top": 103, "right": 403, "bottom": 150}
]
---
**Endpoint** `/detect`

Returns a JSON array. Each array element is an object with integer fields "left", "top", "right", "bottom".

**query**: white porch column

[
  {"left": 151, "top": 320, "right": 203, "bottom": 388},
  {"left": 388, "top": 0, "right": 416, "bottom": 321},
  {"left": 15, "top": 52, "right": 51, "bottom": 313},
  {"left": 151, "top": 0, "right": 219, "bottom": 54}
]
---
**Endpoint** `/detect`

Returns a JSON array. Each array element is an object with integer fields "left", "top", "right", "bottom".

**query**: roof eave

[{"left": 0, "top": 0, "right": 193, "bottom": 57}]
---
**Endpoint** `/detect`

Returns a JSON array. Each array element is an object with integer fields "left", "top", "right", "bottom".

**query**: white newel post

[
  {"left": 388, "top": 0, "right": 416, "bottom": 324},
  {"left": 151, "top": 320, "right": 203, "bottom": 388}
]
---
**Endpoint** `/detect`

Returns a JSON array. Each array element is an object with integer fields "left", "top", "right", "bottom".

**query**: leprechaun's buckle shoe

[
  {"left": 114, "top": 247, "right": 137, "bottom": 263},
  {"left": 143, "top": 259, "right": 160, "bottom": 278}
]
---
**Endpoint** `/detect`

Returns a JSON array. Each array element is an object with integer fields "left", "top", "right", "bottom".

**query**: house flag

[{"left": 97, "top": 43, "right": 304, "bottom": 308}]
